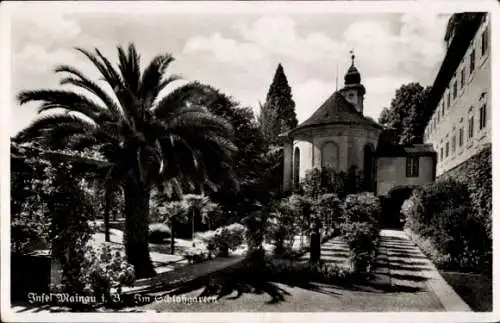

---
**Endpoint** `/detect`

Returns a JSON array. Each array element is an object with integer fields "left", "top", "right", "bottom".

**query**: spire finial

[{"left": 350, "top": 49, "right": 355, "bottom": 66}]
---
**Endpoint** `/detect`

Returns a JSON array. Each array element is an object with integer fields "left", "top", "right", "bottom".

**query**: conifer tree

[{"left": 259, "top": 63, "right": 298, "bottom": 144}]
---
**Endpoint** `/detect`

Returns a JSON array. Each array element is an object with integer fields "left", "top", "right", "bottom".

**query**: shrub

[
  {"left": 313, "top": 193, "right": 342, "bottom": 232},
  {"left": 434, "top": 206, "right": 491, "bottom": 273},
  {"left": 78, "top": 244, "right": 136, "bottom": 304},
  {"left": 339, "top": 193, "right": 380, "bottom": 274},
  {"left": 341, "top": 222, "right": 378, "bottom": 252},
  {"left": 340, "top": 221, "right": 378, "bottom": 271},
  {"left": 301, "top": 167, "right": 363, "bottom": 199},
  {"left": 183, "top": 246, "right": 209, "bottom": 263},
  {"left": 342, "top": 192, "right": 381, "bottom": 224},
  {"left": 402, "top": 178, "right": 491, "bottom": 274},
  {"left": 402, "top": 179, "right": 470, "bottom": 237},
  {"left": 438, "top": 145, "right": 491, "bottom": 235},
  {"left": 242, "top": 208, "right": 269, "bottom": 254},
  {"left": 267, "top": 218, "right": 293, "bottom": 257},
  {"left": 260, "top": 258, "right": 353, "bottom": 283},
  {"left": 266, "top": 196, "right": 304, "bottom": 257},
  {"left": 148, "top": 223, "right": 171, "bottom": 244},
  {"left": 198, "top": 223, "right": 246, "bottom": 257},
  {"left": 404, "top": 228, "right": 452, "bottom": 268}
]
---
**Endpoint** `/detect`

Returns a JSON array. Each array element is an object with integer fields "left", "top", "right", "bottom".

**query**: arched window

[
  {"left": 321, "top": 142, "right": 338, "bottom": 170},
  {"left": 293, "top": 147, "right": 300, "bottom": 189},
  {"left": 363, "top": 144, "right": 375, "bottom": 191}
]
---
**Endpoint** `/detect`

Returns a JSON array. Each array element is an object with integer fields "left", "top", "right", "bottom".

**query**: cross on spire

[{"left": 350, "top": 49, "right": 355, "bottom": 66}]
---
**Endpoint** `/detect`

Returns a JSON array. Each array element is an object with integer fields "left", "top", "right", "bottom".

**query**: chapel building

[{"left": 280, "top": 54, "right": 437, "bottom": 196}]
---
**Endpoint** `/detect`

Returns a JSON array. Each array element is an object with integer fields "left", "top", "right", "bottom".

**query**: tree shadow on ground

[
  {"left": 136, "top": 262, "right": 428, "bottom": 307},
  {"left": 112, "top": 259, "right": 431, "bottom": 310},
  {"left": 144, "top": 271, "right": 293, "bottom": 305}
]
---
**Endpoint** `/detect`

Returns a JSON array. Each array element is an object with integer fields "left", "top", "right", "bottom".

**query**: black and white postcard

[{"left": 0, "top": 1, "right": 498, "bottom": 322}]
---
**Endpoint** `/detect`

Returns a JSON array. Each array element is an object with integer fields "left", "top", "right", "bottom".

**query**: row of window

[
  {"left": 436, "top": 104, "right": 487, "bottom": 162},
  {"left": 426, "top": 25, "right": 488, "bottom": 137},
  {"left": 424, "top": 94, "right": 488, "bottom": 143}
]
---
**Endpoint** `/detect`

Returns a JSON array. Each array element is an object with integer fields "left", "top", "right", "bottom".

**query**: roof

[
  {"left": 376, "top": 143, "right": 436, "bottom": 157},
  {"left": 288, "top": 91, "right": 382, "bottom": 135}
]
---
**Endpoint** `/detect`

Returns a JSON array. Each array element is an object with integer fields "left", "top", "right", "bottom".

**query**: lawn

[{"left": 439, "top": 271, "right": 492, "bottom": 312}]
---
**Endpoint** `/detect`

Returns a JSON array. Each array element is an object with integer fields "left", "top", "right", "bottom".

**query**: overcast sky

[{"left": 9, "top": 7, "right": 451, "bottom": 136}]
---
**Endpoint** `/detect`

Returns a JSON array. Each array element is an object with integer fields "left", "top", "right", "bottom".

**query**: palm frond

[
  {"left": 139, "top": 53, "right": 176, "bottom": 103},
  {"left": 14, "top": 113, "right": 97, "bottom": 148},
  {"left": 157, "top": 74, "right": 182, "bottom": 94},
  {"left": 153, "top": 81, "right": 215, "bottom": 119},
  {"left": 117, "top": 43, "right": 141, "bottom": 94},
  {"left": 18, "top": 89, "right": 109, "bottom": 123},
  {"left": 55, "top": 64, "right": 123, "bottom": 120},
  {"left": 169, "top": 111, "right": 234, "bottom": 140},
  {"left": 75, "top": 47, "right": 122, "bottom": 91}
]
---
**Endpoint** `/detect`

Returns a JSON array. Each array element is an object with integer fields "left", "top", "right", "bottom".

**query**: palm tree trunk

[{"left": 123, "top": 180, "right": 155, "bottom": 278}]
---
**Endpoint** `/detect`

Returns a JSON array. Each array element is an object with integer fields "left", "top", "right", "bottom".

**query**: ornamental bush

[
  {"left": 341, "top": 222, "right": 378, "bottom": 252},
  {"left": 402, "top": 179, "right": 471, "bottom": 237},
  {"left": 339, "top": 192, "right": 381, "bottom": 274},
  {"left": 11, "top": 158, "right": 54, "bottom": 254},
  {"left": 438, "top": 145, "right": 492, "bottom": 239},
  {"left": 402, "top": 178, "right": 491, "bottom": 274},
  {"left": 342, "top": 192, "right": 381, "bottom": 224},
  {"left": 260, "top": 258, "right": 353, "bottom": 284},
  {"left": 340, "top": 221, "right": 378, "bottom": 274},
  {"left": 198, "top": 223, "right": 246, "bottom": 257},
  {"left": 301, "top": 166, "right": 363, "bottom": 199},
  {"left": 313, "top": 193, "right": 342, "bottom": 232},
  {"left": 183, "top": 246, "right": 210, "bottom": 263},
  {"left": 148, "top": 223, "right": 171, "bottom": 244},
  {"left": 266, "top": 196, "right": 305, "bottom": 257},
  {"left": 76, "top": 244, "right": 136, "bottom": 304},
  {"left": 242, "top": 207, "right": 270, "bottom": 254}
]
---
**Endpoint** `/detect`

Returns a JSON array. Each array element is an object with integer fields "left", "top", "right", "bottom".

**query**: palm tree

[{"left": 15, "top": 43, "right": 237, "bottom": 278}]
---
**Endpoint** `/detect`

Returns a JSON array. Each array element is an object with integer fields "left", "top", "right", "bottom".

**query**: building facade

[
  {"left": 423, "top": 13, "right": 490, "bottom": 177},
  {"left": 281, "top": 56, "right": 437, "bottom": 195},
  {"left": 375, "top": 144, "right": 436, "bottom": 196}
]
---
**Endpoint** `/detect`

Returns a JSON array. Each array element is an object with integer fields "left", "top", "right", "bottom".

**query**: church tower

[{"left": 339, "top": 51, "right": 366, "bottom": 114}]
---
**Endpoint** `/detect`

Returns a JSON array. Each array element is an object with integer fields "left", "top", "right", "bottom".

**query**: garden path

[
  {"left": 375, "top": 229, "right": 471, "bottom": 312},
  {"left": 141, "top": 230, "right": 471, "bottom": 312}
]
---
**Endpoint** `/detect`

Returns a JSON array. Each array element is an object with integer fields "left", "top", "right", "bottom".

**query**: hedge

[
  {"left": 340, "top": 192, "right": 381, "bottom": 274},
  {"left": 401, "top": 178, "right": 491, "bottom": 274},
  {"left": 437, "top": 144, "right": 491, "bottom": 238}
]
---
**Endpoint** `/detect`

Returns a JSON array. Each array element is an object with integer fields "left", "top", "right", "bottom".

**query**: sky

[{"left": 9, "top": 6, "right": 451, "bottom": 136}]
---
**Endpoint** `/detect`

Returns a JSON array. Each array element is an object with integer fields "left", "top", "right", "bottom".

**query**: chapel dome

[{"left": 344, "top": 64, "right": 361, "bottom": 85}]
